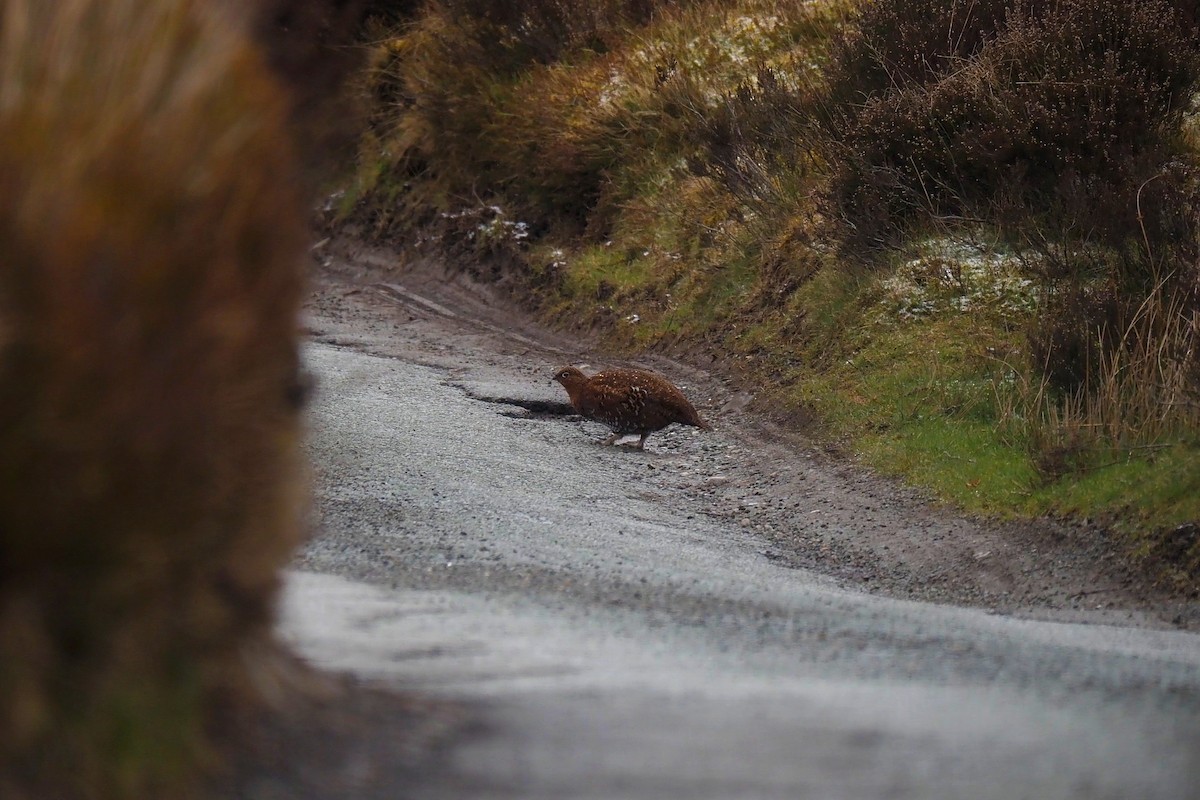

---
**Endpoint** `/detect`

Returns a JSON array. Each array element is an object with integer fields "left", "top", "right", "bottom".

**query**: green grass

[
  {"left": 562, "top": 246, "right": 658, "bottom": 299},
  {"left": 758, "top": 250, "right": 1200, "bottom": 538},
  {"left": 1035, "top": 444, "right": 1200, "bottom": 531},
  {"left": 786, "top": 291, "right": 1040, "bottom": 513},
  {"left": 861, "top": 417, "right": 1039, "bottom": 511}
]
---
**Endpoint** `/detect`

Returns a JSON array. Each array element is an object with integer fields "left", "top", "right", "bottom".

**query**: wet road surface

[{"left": 279, "top": 251, "right": 1200, "bottom": 799}]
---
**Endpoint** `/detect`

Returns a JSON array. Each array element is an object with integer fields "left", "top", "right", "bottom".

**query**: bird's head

[{"left": 551, "top": 365, "right": 586, "bottom": 388}]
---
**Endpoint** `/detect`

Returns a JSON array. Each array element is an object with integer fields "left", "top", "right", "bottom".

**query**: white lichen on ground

[{"left": 875, "top": 237, "right": 1039, "bottom": 323}]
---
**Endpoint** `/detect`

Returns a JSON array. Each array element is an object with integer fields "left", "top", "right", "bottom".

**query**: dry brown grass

[
  {"left": 0, "top": 1, "right": 308, "bottom": 796},
  {"left": 994, "top": 284, "right": 1200, "bottom": 477},
  {"left": 822, "top": 0, "right": 1200, "bottom": 254}
]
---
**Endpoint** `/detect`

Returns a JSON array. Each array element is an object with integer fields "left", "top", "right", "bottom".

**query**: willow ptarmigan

[{"left": 552, "top": 365, "right": 710, "bottom": 449}]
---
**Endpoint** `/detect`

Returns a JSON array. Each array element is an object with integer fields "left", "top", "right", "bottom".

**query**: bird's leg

[
  {"left": 636, "top": 433, "right": 648, "bottom": 450},
  {"left": 600, "top": 432, "right": 622, "bottom": 446}
]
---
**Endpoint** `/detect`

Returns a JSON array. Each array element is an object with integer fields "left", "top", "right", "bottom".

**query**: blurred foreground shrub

[{"left": 0, "top": 0, "right": 308, "bottom": 796}]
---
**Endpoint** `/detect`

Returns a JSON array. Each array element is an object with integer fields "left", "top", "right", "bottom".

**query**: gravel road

[{"left": 278, "top": 240, "right": 1200, "bottom": 799}]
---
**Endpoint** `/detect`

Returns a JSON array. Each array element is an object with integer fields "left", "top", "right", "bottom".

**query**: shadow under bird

[{"left": 552, "top": 365, "right": 711, "bottom": 450}]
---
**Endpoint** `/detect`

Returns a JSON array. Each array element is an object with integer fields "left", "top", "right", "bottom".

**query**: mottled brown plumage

[{"left": 552, "top": 365, "right": 710, "bottom": 449}]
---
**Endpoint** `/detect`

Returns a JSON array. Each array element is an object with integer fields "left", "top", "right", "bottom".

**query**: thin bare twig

[{"left": 1135, "top": 170, "right": 1166, "bottom": 270}]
